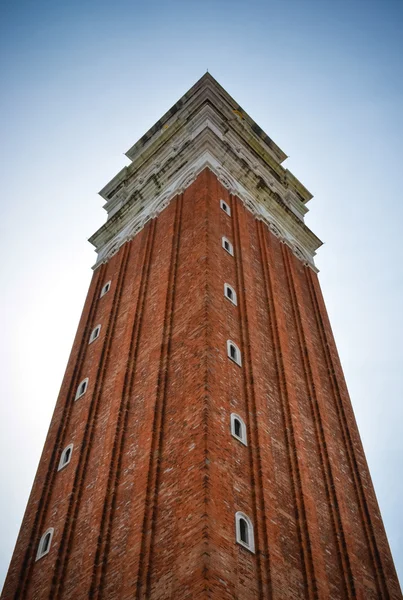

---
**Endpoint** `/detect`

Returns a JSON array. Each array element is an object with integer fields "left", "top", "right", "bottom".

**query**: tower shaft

[{"left": 2, "top": 75, "right": 401, "bottom": 600}]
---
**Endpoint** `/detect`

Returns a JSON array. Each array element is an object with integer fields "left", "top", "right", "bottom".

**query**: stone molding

[
  {"left": 93, "top": 150, "right": 317, "bottom": 271},
  {"left": 90, "top": 76, "right": 321, "bottom": 271}
]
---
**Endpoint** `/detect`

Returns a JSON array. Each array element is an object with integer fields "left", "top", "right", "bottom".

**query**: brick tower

[{"left": 2, "top": 74, "right": 401, "bottom": 600}]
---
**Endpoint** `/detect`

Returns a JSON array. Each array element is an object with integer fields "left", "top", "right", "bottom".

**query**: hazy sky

[{"left": 1, "top": 0, "right": 402, "bottom": 591}]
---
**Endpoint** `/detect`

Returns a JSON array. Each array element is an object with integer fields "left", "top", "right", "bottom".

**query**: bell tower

[{"left": 2, "top": 74, "right": 401, "bottom": 600}]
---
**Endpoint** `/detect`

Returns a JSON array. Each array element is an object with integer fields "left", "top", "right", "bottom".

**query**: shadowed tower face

[{"left": 2, "top": 74, "right": 401, "bottom": 600}]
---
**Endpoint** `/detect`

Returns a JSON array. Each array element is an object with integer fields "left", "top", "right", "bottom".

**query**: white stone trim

[
  {"left": 235, "top": 512, "right": 255, "bottom": 553},
  {"left": 89, "top": 324, "right": 101, "bottom": 344},
  {"left": 220, "top": 199, "right": 231, "bottom": 216},
  {"left": 36, "top": 528, "right": 54, "bottom": 561},
  {"left": 191, "top": 117, "right": 223, "bottom": 141},
  {"left": 222, "top": 236, "right": 234, "bottom": 256},
  {"left": 75, "top": 378, "right": 89, "bottom": 401},
  {"left": 93, "top": 75, "right": 320, "bottom": 275},
  {"left": 224, "top": 283, "right": 237, "bottom": 306},
  {"left": 227, "top": 340, "right": 242, "bottom": 366},
  {"left": 58, "top": 444, "right": 73, "bottom": 471},
  {"left": 91, "top": 151, "right": 318, "bottom": 272},
  {"left": 100, "top": 281, "right": 111, "bottom": 297}
]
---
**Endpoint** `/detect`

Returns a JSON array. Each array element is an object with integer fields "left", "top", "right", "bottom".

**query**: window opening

[
  {"left": 239, "top": 518, "right": 248, "bottom": 544},
  {"left": 36, "top": 528, "right": 54, "bottom": 561},
  {"left": 235, "top": 512, "right": 255, "bottom": 552},
  {"left": 58, "top": 444, "right": 73, "bottom": 471},
  {"left": 100, "top": 281, "right": 111, "bottom": 297},
  {"left": 75, "top": 378, "right": 88, "bottom": 400},
  {"left": 220, "top": 200, "right": 231, "bottom": 216},
  {"left": 231, "top": 413, "right": 247, "bottom": 445},
  {"left": 89, "top": 325, "right": 101, "bottom": 344},
  {"left": 224, "top": 283, "right": 237, "bottom": 305},
  {"left": 222, "top": 237, "right": 234, "bottom": 256},
  {"left": 227, "top": 340, "right": 242, "bottom": 366}
]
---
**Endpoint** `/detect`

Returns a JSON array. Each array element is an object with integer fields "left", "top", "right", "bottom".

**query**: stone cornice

[
  {"left": 89, "top": 148, "right": 321, "bottom": 272},
  {"left": 124, "top": 73, "right": 288, "bottom": 165},
  {"left": 99, "top": 76, "right": 312, "bottom": 205},
  {"left": 90, "top": 76, "right": 322, "bottom": 271}
]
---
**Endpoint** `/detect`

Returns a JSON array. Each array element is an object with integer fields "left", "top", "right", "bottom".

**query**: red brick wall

[{"left": 2, "top": 169, "right": 401, "bottom": 599}]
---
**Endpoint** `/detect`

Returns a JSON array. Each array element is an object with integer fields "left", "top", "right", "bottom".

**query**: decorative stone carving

[
  {"left": 93, "top": 154, "right": 317, "bottom": 272},
  {"left": 269, "top": 222, "right": 283, "bottom": 238},
  {"left": 292, "top": 244, "right": 306, "bottom": 261},
  {"left": 91, "top": 96, "right": 321, "bottom": 272}
]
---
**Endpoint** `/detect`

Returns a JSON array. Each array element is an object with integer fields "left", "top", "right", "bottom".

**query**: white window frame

[
  {"left": 36, "top": 527, "right": 54, "bottom": 561},
  {"left": 231, "top": 413, "right": 247, "bottom": 446},
  {"left": 75, "top": 378, "right": 89, "bottom": 401},
  {"left": 220, "top": 199, "right": 231, "bottom": 216},
  {"left": 224, "top": 283, "right": 237, "bottom": 306},
  {"left": 100, "top": 281, "right": 111, "bottom": 298},
  {"left": 58, "top": 444, "right": 73, "bottom": 471},
  {"left": 89, "top": 324, "right": 101, "bottom": 344},
  {"left": 235, "top": 512, "right": 255, "bottom": 553},
  {"left": 227, "top": 340, "right": 242, "bottom": 366},
  {"left": 222, "top": 237, "right": 234, "bottom": 256}
]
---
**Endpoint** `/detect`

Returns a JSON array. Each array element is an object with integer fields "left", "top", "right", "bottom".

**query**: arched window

[
  {"left": 220, "top": 199, "right": 231, "bottom": 216},
  {"left": 231, "top": 413, "right": 247, "bottom": 445},
  {"left": 100, "top": 281, "right": 111, "bottom": 298},
  {"left": 227, "top": 340, "right": 242, "bottom": 366},
  {"left": 58, "top": 444, "right": 73, "bottom": 471},
  {"left": 222, "top": 237, "right": 234, "bottom": 256},
  {"left": 235, "top": 512, "right": 255, "bottom": 552},
  {"left": 36, "top": 528, "right": 54, "bottom": 561},
  {"left": 75, "top": 378, "right": 88, "bottom": 401},
  {"left": 224, "top": 283, "right": 237, "bottom": 306},
  {"left": 89, "top": 324, "right": 101, "bottom": 344}
]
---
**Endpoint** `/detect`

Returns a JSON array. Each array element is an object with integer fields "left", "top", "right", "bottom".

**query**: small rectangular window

[
  {"left": 231, "top": 413, "right": 247, "bottom": 445},
  {"left": 100, "top": 281, "right": 111, "bottom": 298},
  {"left": 75, "top": 378, "right": 88, "bottom": 400},
  {"left": 222, "top": 237, "right": 234, "bottom": 256},
  {"left": 89, "top": 325, "right": 101, "bottom": 344},
  {"left": 220, "top": 200, "right": 231, "bottom": 216},
  {"left": 224, "top": 283, "right": 237, "bottom": 306},
  {"left": 227, "top": 340, "right": 242, "bottom": 366},
  {"left": 235, "top": 512, "right": 255, "bottom": 553}
]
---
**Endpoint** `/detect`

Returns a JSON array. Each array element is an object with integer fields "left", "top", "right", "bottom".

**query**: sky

[{"left": 1, "top": 0, "right": 402, "bottom": 591}]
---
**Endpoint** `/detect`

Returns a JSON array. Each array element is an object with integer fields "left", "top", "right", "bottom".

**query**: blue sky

[{"left": 1, "top": 0, "right": 402, "bottom": 591}]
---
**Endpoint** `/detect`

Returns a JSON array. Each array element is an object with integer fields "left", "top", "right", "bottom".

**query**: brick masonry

[{"left": 2, "top": 168, "right": 402, "bottom": 599}]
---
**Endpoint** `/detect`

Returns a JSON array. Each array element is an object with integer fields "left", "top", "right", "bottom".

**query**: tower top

[
  {"left": 89, "top": 73, "right": 322, "bottom": 269},
  {"left": 124, "top": 73, "right": 289, "bottom": 169}
]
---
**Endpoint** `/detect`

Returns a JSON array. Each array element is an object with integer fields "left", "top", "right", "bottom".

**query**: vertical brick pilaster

[
  {"left": 257, "top": 221, "right": 317, "bottom": 599},
  {"left": 135, "top": 194, "right": 184, "bottom": 600},
  {"left": 283, "top": 247, "right": 355, "bottom": 598},
  {"left": 51, "top": 243, "right": 131, "bottom": 599},
  {"left": 231, "top": 198, "right": 272, "bottom": 600},
  {"left": 89, "top": 220, "right": 156, "bottom": 599},
  {"left": 307, "top": 269, "right": 402, "bottom": 599}
]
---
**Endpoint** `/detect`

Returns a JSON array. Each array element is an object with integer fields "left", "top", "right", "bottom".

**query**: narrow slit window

[
  {"left": 58, "top": 444, "right": 73, "bottom": 471},
  {"left": 240, "top": 518, "right": 248, "bottom": 544},
  {"left": 235, "top": 512, "right": 255, "bottom": 552},
  {"left": 100, "top": 281, "right": 111, "bottom": 298},
  {"left": 220, "top": 200, "right": 231, "bottom": 216},
  {"left": 227, "top": 340, "right": 242, "bottom": 366},
  {"left": 36, "top": 528, "right": 54, "bottom": 561},
  {"left": 89, "top": 324, "right": 101, "bottom": 344},
  {"left": 231, "top": 413, "right": 247, "bottom": 445},
  {"left": 222, "top": 237, "right": 234, "bottom": 256},
  {"left": 224, "top": 283, "right": 237, "bottom": 306},
  {"left": 75, "top": 378, "right": 88, "bottom": 400}
]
